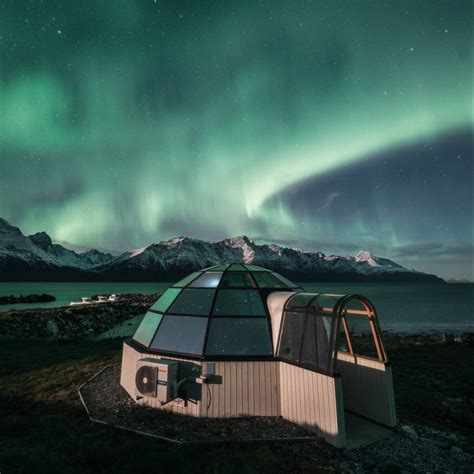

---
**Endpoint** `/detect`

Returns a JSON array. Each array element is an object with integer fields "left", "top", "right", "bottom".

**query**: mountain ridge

[{"left": 0, "top": 218, "right": 444, "bottom": 283}]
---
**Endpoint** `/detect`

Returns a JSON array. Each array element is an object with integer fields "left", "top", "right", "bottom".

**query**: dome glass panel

[
  {"left": 205, "top": 318, "right": 272, "bottom": 355},
  {"left": 219, "top": 271, "right": 255, "bottom": 288},
  {"left": 173, "top": 271, "right": 201, "bottom": 287},
  {"left": 227, "top": 263, "right": 248, "bottom": 271},
  {"left": 252, "top": 272, "right": 288, "bottom": 288},
  {"left": 273, "top": 272, "right": 300, "bottom": 288},
  {"left": 150, "top": 315, "right": 207, "bottom": 355},
  {"left": 188, "top": 272, "right": 223, "bottom": 288},
  {"left": 149, "top": 288, "right": 182, "bottom": 312},
  {"left": 133, "top": 311, "right": 163, "bottom": 347},
  {"left": 212, "top": 289, "right": 266, "bottom": 316},
  {"left": 167, "top": 289, "right": 215, "bottom": 315},
  {"left": 243, "top": 264, "right": 267, "bottom": 271},
  {"left": 131, "top": 263, "right": 300, "bottom": 358}
]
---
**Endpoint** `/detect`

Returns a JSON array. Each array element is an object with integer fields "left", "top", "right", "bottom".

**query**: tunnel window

[
  {"left": 337, "top": 312, "right": 383, "bottom": 360},
  {"left": 277, "top": 301, "right": 335, "bottom": 374}
]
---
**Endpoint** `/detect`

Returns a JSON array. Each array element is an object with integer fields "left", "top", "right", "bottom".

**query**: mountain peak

[
  {"left": 29, "top": 232, "right": 53, "bottom": 249},
  {"left": 166, "top": 236, "right": 201, "bottom": 245},
  {"left": 355, "top": 250, "right": 380, "bottom": 267},
  {"left": 225, "top": 235, "right": 252, "bottom": 246}
]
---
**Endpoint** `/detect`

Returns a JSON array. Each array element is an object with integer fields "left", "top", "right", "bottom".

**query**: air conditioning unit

[{"left": 135, "top": 358, "right": 178, "bottom": 403}]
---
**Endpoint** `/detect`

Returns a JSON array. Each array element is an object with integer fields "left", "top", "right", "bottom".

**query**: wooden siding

[
  {"left": 279, "top": 362, "right": 346, "bottom": 448},
  {"left": 121, "top": 343, "right": 280, "bottom": 418},
  {"left": 335, "top": 351, "right": 397, "bottom": 427},
  {"left": 199, "top": 361, "right": 281, "bottom": 418}
]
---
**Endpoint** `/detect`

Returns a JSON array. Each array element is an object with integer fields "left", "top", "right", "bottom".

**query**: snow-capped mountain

[
  {"left": 0, "top": 218, "right": 114, "bottom": 280},
  {"left": 0, "top": 218, "right": 444, "bottom": 282},
  {"left": 95, "top": 235, "right": 442, "bottom": 283}
]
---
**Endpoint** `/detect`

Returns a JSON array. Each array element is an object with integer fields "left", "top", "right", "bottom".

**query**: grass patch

[
  {"left": 0, "top": 336, "right": 472, "bottom": 472},
  {"left": 0, "top": 338, "right": 331, "bottom": 473}
]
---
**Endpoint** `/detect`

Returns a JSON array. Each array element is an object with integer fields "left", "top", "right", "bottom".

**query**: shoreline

[{"left": 0, "top": 294, "right": 472, "bottom": 339}]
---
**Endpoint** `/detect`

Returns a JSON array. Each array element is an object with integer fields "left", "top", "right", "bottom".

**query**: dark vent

[{"left": 135, "top": 365, "right": 157, "bottom": 397}]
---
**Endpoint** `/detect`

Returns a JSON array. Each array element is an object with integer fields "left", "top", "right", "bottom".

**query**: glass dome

[{"left": 132, "top": 263, "right": 302, "bottom": 359}]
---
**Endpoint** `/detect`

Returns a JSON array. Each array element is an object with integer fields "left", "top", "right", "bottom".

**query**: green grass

[
  {"left": 0, "top": 336, "right": 472, "bottom": 473},
  {"left": 0, "top": 338, "right": 330, "bottom": 474}
]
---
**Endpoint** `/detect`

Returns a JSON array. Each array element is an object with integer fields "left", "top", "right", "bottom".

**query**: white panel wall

[
  {"left": 335, "top": 351, "right": 397, "bottom": 427},
  {"left": 279, "top": 362, "right": 346, "bottom": 448},
  {"left": 199, "top": 361, "right": 280, "bottom": 418}
]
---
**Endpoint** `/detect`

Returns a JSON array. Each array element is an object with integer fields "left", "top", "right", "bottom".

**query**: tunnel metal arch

[{"left": 276, "top": 292, "right": 387, "bottom": 376}]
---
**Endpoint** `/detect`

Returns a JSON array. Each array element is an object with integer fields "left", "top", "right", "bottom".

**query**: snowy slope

[
  {"left": 0, "top": 218, "right": 444, "bottom": 282},
  {"left": 96, "top": 234, "right": 443, "bottom": 282},
  {"left": 0, "top": 219, "right": 114, "bottom": 279}
]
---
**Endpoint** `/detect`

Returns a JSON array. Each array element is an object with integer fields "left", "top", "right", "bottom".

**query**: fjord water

[{"left": 0, "top": 282, "right": 472, "bottom": 333}]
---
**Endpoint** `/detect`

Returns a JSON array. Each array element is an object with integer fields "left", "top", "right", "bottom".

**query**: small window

[
  {"left": 252, "top": 272, "right": 288, "bottom": 288},
  {"left": 173, "top": 272, "right": 201, "bottom": 287},
  {"left": 213, "top": 289, "right": 266, "bottom": 316},
  {"left": 133, "top": 311, "right": 163, "bottom": 347},
  {"left": 167, "top": 289, "right": 215, "bottom": 315},
  {"left": 205, "top": 318, "right": 272, "bottom": 355},
  {"left": 219, "top": 272, "right": 255, "bottom": 288},
  {"left": 151, "top": 315, "right": 208, "bottom": 355},
  {"left": 149, "top": 288, "right": 181, "bottom": 312},
  {"left": 189, "top": 272, "right": 223, "bottom": 288}
]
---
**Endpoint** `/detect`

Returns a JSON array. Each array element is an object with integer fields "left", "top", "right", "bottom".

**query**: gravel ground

[
  {"left": 80, "top": 365, "right": 322, "bottom": 443},
  {"left": 80, "top": 365, "right": 474, "bottom": 473}
]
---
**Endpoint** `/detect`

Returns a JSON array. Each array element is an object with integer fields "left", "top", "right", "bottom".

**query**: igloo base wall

[
  {"left": 121, "top": 341, "right": 395, "bottom": 448},
  {"left": 121, "top": 340, "right": 280, "bottom": 418}
]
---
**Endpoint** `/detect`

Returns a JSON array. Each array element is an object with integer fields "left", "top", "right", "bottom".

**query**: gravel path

[{"left": 80, "top": 365, "right": 474, "bottom": 473}]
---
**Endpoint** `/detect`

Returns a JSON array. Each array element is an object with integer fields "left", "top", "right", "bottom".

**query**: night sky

[{"left": 0, "top": 1, "right": 472, "bottom": 280}]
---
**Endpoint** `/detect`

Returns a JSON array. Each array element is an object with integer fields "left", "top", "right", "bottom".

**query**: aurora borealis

[{"left": 0, "top": 1, "right": 472, "bottom": 279}]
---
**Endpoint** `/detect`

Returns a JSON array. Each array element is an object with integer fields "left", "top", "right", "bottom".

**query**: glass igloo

[{"left": 132, "top": 263, "right": 302, "bottom": 359}]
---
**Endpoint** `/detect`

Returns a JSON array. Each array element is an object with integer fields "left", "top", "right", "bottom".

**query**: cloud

[{"left": 390, "top": 242, "right": 474, "bottom": 259}]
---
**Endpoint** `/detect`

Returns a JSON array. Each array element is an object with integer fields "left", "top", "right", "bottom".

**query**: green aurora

[{"left": 0, "top": 1, "right": 472, "bottom": 279}]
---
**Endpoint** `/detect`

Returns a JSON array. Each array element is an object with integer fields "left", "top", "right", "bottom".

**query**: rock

[
  {"left": 400, "top": 425, "right": 418, "bottom": 440},
  {"left": 0, "top": 294, "right": 159, "bottom": 339},
  {"left": 0, "top": 293, "right": 56, "bottom": 305}
]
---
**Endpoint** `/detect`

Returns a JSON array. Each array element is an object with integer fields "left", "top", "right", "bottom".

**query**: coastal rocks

[
  {"left": 0, "top": 294, "right": 159, "bottom": 339},
  {"left": 0, "top": 293, "right": 56, "bottom": 305}
]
